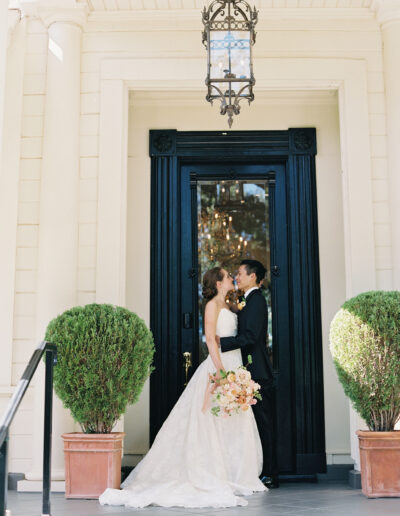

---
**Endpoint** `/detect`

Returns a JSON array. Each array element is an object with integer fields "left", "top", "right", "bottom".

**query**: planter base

[
  {"left": 348, "top": 469, "right": 361, "bottom": 489},
  {"left": 357, "top": 430, "right": 400, "bottom": 498},
  {"left": 62, "top": 432, "right": 125, "bottom": 499}
]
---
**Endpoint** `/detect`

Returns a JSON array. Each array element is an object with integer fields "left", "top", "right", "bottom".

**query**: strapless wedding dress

[{"left": 99, "top": 308, "right": 266, "bottom": 509}]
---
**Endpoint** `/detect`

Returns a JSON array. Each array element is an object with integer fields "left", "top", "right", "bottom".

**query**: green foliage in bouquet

[
  {"left": 330, "top": 291, "right": 400, "bottom": 431},
  {"left": 45, "top": 303, "right": 155, "bottom": 433}
]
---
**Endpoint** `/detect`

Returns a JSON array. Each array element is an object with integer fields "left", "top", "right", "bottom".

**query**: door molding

[
  {"left": 97, "top": 57, "right": 376, "bottom": 468},
  {"left": 150, "top": 128, "right": 325, "bottom": 474}
]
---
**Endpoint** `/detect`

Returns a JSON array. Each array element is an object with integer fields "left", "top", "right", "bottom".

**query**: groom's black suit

[{"left": 220, "top": 288, "right": 277, "bottom": 478}]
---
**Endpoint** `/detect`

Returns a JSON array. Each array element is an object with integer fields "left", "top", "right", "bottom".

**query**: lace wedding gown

[{"left": 99, "top": 308, "right": 266, "bottom": 509}]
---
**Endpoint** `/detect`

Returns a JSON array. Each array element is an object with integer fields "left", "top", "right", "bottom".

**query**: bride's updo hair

[{"left": 202, "top": 267, "right": 224, "bottom": 301}]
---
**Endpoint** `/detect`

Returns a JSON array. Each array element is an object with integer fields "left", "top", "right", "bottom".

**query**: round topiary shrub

[
  {"left": 45, "top": 303, "right": 155, "bottom": 433},
  {"left": 330, "top": 291, "right": 400, "bottom": 431}
]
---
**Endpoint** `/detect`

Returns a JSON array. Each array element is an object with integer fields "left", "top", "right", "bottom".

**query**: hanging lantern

[{"left": 202, "top": 0, "right": 258, "bottom": 127}]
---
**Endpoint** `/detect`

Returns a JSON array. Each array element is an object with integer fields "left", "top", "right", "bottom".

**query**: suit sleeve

[{"left": 220, "top": 294, "right": 266, "bottom": 354}]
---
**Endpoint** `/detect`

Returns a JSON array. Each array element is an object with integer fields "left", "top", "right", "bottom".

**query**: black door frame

[{"left": 149, "top": 129, "right": 326, "bottom": 475}]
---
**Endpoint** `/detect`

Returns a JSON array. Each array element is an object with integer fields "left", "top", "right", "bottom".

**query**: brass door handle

[{"left": 183, "top": 351, "right": 192, "bottom": 386}]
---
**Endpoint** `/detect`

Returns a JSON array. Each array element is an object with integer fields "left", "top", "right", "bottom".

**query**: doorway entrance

[{"left": 150, "top": 129, "right": 326, "bottom": 476}]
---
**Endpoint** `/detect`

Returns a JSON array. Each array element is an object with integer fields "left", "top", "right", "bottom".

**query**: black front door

[{"left": 150, "top": 129, "right": 326, "bottom": 476}]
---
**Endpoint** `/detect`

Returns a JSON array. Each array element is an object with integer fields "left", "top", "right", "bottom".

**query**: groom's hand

[{"left": 215, "top": 336, "right": 221, "bottom": 347}]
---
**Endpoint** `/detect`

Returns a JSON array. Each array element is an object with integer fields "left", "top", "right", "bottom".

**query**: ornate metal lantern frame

[{"left": 202, "top": 0, "right": 258, "bottom": 127}]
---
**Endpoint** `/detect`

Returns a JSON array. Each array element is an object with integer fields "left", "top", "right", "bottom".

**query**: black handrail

[{"left": 0, "top": 341, "right": 57, "bottom": 516}]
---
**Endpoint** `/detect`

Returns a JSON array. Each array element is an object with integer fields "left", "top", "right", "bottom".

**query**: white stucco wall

[{"left": 1, "top": 7, "right": 392, "bottom": 475}]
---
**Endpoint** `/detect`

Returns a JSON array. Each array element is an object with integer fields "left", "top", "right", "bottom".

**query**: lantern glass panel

[{"left": 209, "top": 30, "right": 251, "bottom": 81}]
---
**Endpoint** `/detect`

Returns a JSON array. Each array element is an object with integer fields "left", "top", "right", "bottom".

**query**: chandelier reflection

[
  {"left": 198, "top": 180, "right": 252, "bottom": 269},
  {"left": 202, "top": 0, "right": 258, "bottom": 127}
]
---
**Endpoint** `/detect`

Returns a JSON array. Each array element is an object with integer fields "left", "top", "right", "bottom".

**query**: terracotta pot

[
  {"left": 357, "top": 430, "right": 400, "bottom": 498},
  {"left": 62, "top": 432, "right": 125, "bottom": 499}
]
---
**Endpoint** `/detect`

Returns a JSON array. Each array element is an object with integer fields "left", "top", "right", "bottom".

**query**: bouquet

[{"left": 209, "top": 355, "right": 262, "bottom": 417}]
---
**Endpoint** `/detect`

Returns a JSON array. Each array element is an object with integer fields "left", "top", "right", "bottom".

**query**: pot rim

[
  {"left": 356, "top": 430, "right": 400, "bottom": 438},
  {"left": 61, "top": 432, "right": 126, "bottom": 440}
]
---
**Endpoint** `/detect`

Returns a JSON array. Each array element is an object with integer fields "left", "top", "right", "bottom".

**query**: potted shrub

[
  {"left": 45, "top": 303, "right": 155, "bottom": 499},
  {"left": 330, "top": 291, "right": 400, "bottom": 498}
]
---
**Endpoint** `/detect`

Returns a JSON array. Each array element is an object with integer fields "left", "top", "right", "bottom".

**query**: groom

[{"left": 217, "top": 259, "right": 278, "bottom": 488}]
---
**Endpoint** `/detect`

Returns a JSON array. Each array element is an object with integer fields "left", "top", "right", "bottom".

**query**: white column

[
  {"left": 0, "top": 2, "right": 8, "bottom": 150},
  {"left": 0, "top": 0, "right": 19, "bottom": 395},
  {"left": 373, "top": 0, "right": 400, "bottom": 289},
  {"left": 21, "top": 5, "right": 87, "bottom": 489}
]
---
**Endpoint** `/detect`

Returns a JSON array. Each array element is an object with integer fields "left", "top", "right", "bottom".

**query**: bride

[{"left": 99, "top": 267, "right": 266, "bottom": 509}]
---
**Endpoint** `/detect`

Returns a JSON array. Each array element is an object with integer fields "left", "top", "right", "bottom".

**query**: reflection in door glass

[{"left": 197, "top": 180, "right": 272, "bottom": 364}]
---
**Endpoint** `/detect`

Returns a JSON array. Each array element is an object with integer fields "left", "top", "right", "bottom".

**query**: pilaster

[
  {"left": 0, "top": 0, "right": 14, "bottom": 393},
  {"left": 0, "top": 8, "right": 25, "bottom": 396},
  {"left": 372, "top": 0, "right": 400, "bottom": 289},
  {"left": 21, "top": 3, "right": 86, "bottom": 489}
]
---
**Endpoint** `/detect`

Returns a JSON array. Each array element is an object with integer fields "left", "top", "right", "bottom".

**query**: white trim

[
  {"left": 88, "top": 8, "right": 374, "bottom": 23},
  {"left": 129, "top": 90, "right": 339, "bottom": 107},
  {"left": 0, "top": 18, "right": 26, "bottom": 388},
  {"left": 372, "top": 0, "right": 400, "bottom": 26},
  {"left": 337, "top": 67, "right": 376, "bottom": 296},
  {"left": 96, "top": 79, "right": 128, "bottom": 305},
  {"left": 7, "top": 8, "right": 21, "bottom": 47},
  {"left": 86, "top": 16, "right": 378, "bottom": 33},
  {"left": 38, "top": 5, "right": 88, "bottom": 29}
]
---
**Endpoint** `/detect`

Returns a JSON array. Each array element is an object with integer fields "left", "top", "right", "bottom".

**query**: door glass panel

[{"left": 197, "top": 179, "right": 272, "bottom": 364}]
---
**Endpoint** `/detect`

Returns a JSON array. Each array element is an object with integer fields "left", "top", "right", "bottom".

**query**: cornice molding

[
  {"left": 129, "top": 89, "right": 338, "bottom": 108},
  {"left": 86, "top": 8, "right": 376, "bottom": 33},
  {"left": 372, "top": 0, "right": 400, "bottom": 26},
  {"left": 38, "top": 4, "right": 88, "bottom": 29},
  {"left": 16, "top": 0, "right": 88, "bottom": 26},
  {"left": 7, "top": 8, "right": 21, "bottom": 47},
  {"left": 13, "top": 3, "right": 375, "bottom": 32},
  {"left": 88, "top": 7, "right": 374, "bottom": 26}
]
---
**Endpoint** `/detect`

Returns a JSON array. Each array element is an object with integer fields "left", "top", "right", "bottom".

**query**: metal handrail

[{"left": 0, "top": 341, "right": 57, "bottom": 516}]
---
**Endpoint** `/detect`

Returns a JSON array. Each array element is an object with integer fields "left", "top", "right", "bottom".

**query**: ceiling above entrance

[
  {"left": 7, "top": 0, "right": 378, "bottom": 21},
  {"left": 85, "top": 0, "right": 373, "bottom": 10}
]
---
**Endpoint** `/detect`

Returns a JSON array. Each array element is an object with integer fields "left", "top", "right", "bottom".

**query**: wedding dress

[{"left": 99, "top": 308, "right": 266, "bottom": 509}]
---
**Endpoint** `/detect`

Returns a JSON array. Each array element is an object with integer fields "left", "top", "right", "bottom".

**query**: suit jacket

[{"left": 220, "top": 289, "right": 273, "bottom": 382}]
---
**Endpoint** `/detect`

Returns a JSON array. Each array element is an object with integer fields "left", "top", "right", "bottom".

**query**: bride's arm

[{"left": 204, "top": 301, "right": 225, "bottom": 374}]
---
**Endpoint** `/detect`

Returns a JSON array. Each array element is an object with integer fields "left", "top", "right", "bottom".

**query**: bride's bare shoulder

[
  {"left": 205, "top": 299, "right": 217, "bottom": 313},
  {"left": 204, "top": 299, "right": 219, "bottom": 321},
  {"left": 204, "top": 302, "right": 219, "bottom": 334}
]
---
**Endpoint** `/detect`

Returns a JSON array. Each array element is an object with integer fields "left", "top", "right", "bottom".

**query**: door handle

[{"left": 183, "top": 352, "right": 192, "bottom": 386}]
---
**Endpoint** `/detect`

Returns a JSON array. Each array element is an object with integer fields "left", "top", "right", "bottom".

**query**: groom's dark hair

[{"left": 241, "top": 259, "right": 266, "bottom": 285}]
